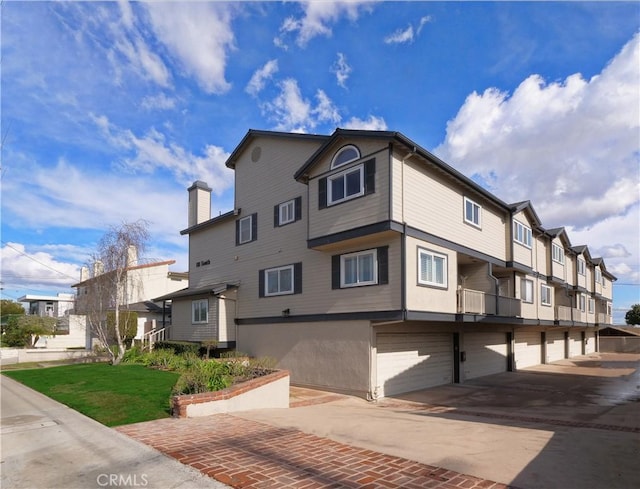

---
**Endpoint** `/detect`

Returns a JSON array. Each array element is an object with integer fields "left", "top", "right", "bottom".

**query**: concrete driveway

[{"left": 234, "top": 352, "right": 640, "bottom": 488}]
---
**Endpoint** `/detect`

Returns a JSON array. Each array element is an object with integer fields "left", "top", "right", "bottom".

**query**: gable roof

[
  {"left": 71, "top": 260, "right": 176, "bottom": 288},
  {"left": 225, "top": 129, "right": 329, "bottom": 169},
  {"left": 293, "top": 128, "right": 511, "bottom": 212},
  {"left": 545, "top": 227, "right": 573, "bottom": 249},
  {"left": 509, "top": 201, "right": 542, "bottom": 229}
]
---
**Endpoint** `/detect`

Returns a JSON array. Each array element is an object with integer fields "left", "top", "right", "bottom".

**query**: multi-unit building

[{"left": 159, "top": 129, "right": 615, "bottom": 399}]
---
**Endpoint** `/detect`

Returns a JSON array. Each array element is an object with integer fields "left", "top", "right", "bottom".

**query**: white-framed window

[
  {"left": 341, "top": 249, "right": 377, "bottom": 287},
  {"left": 541, "top": 284, "right": 552, "bottom": 306},
  {"left": 464, "top": 197, "right": 482, "bottom": 228},
  {"left": 237, "top": 214, "right": 255, "bottom": 244},
  {"left": 331, "top": 145, "right": 360, "bottom": 168},
  {"left": 265, "top": 265, "right": 294, "bottom": 296},
  {"left": 192, "top": 299, "right": 208, "bottom": 324},
  {"left": 552, "top": 243, "right": 565, "bottom": 264},
  {"left": 279, "top": 200, "right": 295, "bottom": 226},
  {"left": 595, "top": 268, "right": 602, "bottom": 285},
  {"left": 607, "top": 302, "right": 612, "bottom": 316},
  {"left": 588, "top": 298, "right": 595, "bottom": 314},
  {"left": 578, "top": 294, "right": 586, "bottom": 312},
  {"left": 577, "top": 258, "right": 586, "bottom": 276},
  {"left": 328, "top": 165, "right": 364, "bottom": 205},
  {"left": 521, "top": 278, "right": 534, "bottom": 303},
  {"left": 513, "top": 221, "right": 532, "bottom": 248},
  {"left": 418, "top": 248, "right": 448, "bottom": 288}
]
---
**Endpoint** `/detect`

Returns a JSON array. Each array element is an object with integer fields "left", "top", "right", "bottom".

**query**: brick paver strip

[{"left": 117, "top": 414, "right": 513, "bottom": 489}]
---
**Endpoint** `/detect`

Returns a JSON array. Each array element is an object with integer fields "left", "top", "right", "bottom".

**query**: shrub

[
  {"left": 154, "top": 341, "right": 200, "bottom": 356},
  {"left": 172, "top": 360, "right": 232, "bottom": 395}
]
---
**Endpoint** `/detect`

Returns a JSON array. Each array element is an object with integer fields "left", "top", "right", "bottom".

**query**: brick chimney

[{"left": 188, "top": 180, "right": 212, "bottom": 227}]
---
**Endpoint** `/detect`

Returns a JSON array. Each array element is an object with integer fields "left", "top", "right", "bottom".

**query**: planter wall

[{"left": 172, "top": 369, "right": 290, "bottom": 418}]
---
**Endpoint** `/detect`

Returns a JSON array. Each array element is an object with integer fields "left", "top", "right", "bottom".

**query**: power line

[{"left": 1, "top": 241, "right": 79, "bottom": 282}]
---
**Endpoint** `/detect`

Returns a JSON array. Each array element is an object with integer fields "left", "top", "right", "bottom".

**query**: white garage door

[
  {"left": 463, "top": 332, "right": 508, "bottom": 380},
  {"left": 585, "top": 331, "right": 596, "bottom": 354},
  {"left": 376, "top": 333, "right": 453, "bottom": 397},
  {"left": 546, "top": 330, "right": 566, "bottom": 363},
  {"left": 514, "top": 331, "right": 542, "bottom": 369},
  {"left": 569, "top": 331, "right": 583, "bottom": 357}
]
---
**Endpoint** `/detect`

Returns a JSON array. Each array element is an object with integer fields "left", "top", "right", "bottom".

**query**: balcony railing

[
  {"left": 597, "top": 312, "right": 612, "bottom": 325},
  {"left": 457, "top": 288, "right": 521, "bottom": 317},
  {"left": 556, "top": 305, "right": 573, "bottom": 322}
]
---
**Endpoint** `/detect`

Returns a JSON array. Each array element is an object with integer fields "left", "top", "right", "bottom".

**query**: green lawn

[{"left": 3, "top": 363, "right": 180, "bottom": 426}]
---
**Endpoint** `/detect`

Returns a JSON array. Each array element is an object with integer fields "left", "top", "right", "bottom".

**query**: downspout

[{"left": 400, "top": 147, "right": 416, "bottom": 321}]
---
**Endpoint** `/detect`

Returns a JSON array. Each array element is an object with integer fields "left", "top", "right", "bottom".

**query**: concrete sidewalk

[{"left": 1, "top": 376, "right": 229, "bottom": 489}]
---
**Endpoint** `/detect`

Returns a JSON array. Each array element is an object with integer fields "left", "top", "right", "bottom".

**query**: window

[
  {"left": 552, "top": 244, "right": 565, "bottom": 264},
  {"left": 513, "top": 221, "right": 532, "bottom": 248},
  {"left": 342, "top": 250, "right": 377, "bottom": 287},
  {"left": 541, "top": 284, "right": 552, "bottom": 306},
  {"left": 259, "top": 263, "right": 302, "bottom": 297},
  {"left": 418, "top": 248, "right": 448, "bottom": 288},
  {"left": 588, "top": 298, "right": 595, "bottom": 314},
  {"left": 274, "top": 197, "right": 302, "bottom": 227},
  {"left": 331, "top": 145, "right": 360, "bottom": 168},
  {"left": 236, "top": 213, "right": 257, "bottom": 245},
  {"left": 521, "top": 278, "right": 534, "bottom": 303},
  {"left": 578, "top": 294, "right": 586, "bottom": 312},
  {"left": 319, "top": 159, "right": 375, "bottom": 208},
  {"left": 329, "top": 166, "right": 364, "bottom": 205},
  {"left": 464, "top": 197, "right": 481, "bottom": 228},
  {"left": 266, "top": 265, "right": 293, "bottom": 296},
  {"left": 577, "top": 258, "right": 586, "bottom": 276},
  {"left": 332, "top": 247, "right": 388, "bottom": 289},
  {"left": 595, "top": 268, "right": 602, "bottom": 285},
  {"left": 192, "top": 299, "right": 208, "bottom": 324}
]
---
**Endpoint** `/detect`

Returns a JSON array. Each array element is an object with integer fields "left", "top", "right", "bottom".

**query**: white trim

[
  {"left": 279, "top": 200, "right": 295, "bottom": 226},
  {"left": 463, "top": 197, "right": 482, "bottom": 228},
  {"left": 340, "top": 249, "right": 377, "bottom": 287},
  {"left": 513, "top": 220, "right": 532, "bottom": 248},
  {"left": 552, "top": 243, "right": 565, "bottom": 264},
  {"left": 577, "top": 258, "right": 586, "bottom": 276},
  {"left": 265, "top": 264, "right": 295, "bottom": 296},
  {"left": 328, "top": 164, "right": 364, "bottom": 206},
  {"left": 331, "top": 144, "right": 360, "bottom": 169},
  {"left": 191, "top": 299, "right": 208, "bottom": 324},
  {"left": 521, "top": 278, "right": 534, "bottom": 303},
  {"left": 418, "top": 248, "right": 448, "bottom": 288},
  {"left": 541, "top": 284, "right": 552, "bottom": 306},
  {"left": 238, "top": 215, "right": 253, "bottom": 244}
]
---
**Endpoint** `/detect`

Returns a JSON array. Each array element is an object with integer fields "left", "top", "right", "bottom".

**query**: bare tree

[{"left": 77, "top": 221, "right": 149, "bottom": 364}]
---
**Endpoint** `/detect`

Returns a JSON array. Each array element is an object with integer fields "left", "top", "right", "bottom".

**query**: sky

[{"left": 1, "top": 1, "right": 638, "bottom": 324}]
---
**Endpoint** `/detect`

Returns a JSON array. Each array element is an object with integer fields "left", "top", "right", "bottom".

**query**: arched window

[{"left": 331, "top": 145, "right": 360, "bottom": 169}]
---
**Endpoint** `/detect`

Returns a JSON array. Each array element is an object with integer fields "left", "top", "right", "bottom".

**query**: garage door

[
  {"left": 514, "top": 331, "right": 542, "bottom": 369},
  {"left": 463, "top": 332, "right": 508, "bottom": 380},
  {"left": 585, "top": 331, "right": 596, "bottom": 354},
  {"left": 546, "top": 330, "right": 566, "bottom": 363},
  {"left": 376, "top": 333, "right": 453, "bottom": 397},
  {"left": 569, "top": 331, "right": 583, "bottom": 357}
]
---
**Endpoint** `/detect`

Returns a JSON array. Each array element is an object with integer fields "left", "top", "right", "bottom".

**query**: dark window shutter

[
  {"left": 235, "top": 219, "right": 240, "bottom": 245},
  {"left": 377, "top": 246, "right": 388, "bottom": 285},
  {"left": 331, "top": 254, "right": 341, "bottom": 289},
  {"left": 294, "top": 262, "right": 302, "bottom": 294},
  {"left": 258, "top": 269, "right": 265, "bottom": 298},
  {"left": 319, "top": 177, "right": 327, "bottom": 209},
  {"left": 295, "top": 196, "right": 302, "bottom": 221},
  {"left": 364, "top": 159, "right": 376, "bottom": 195},
  {"left": 274, "top": 205, "right": 280, "bottom": 227},
  {"left": 251, "top": 213, "right": 257, "bottom": 241}
]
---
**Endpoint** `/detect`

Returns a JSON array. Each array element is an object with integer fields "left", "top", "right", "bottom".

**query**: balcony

[
  {"left": 457, "top": 288, "right": 521, "bottom": 317},
  {"left": 597, "top": 312, "right": 612, "bottom": 325}
]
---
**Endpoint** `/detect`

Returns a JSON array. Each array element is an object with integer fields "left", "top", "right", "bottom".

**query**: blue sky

[{"left": 1, "top": 1, "right": 638, "bottom": 323}]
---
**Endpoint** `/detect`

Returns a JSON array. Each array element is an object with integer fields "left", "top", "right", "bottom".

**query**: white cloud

[
  {"left": 277, "top": 1, "right": 372, "bottom": 48},
  {"left": 312, "top": 90, "right": 341, "bottom": 125},
  {"left": 91, "top": 114, "right": 234, "bottom": 194},
  {"left": 434, "top": 33, "right": 640, "bottom": 285},
  {"left": 140, "top": 93, "right": 177, "bottom": 111},
  {"left": 246, "top": 59, "right": 279, "bottom": 96},
  {"left": 384, "top": 16, "right": 432, "bottom": 44},
  {"left": 342, "top": 115, "right": 388, "bottom": 130},
  {"left": 332, "top": 52, "right": 352, "bottom": 88},
  {"left": 1, "top": 242, "right": 81, "bottom": 291},
  {"left": 144, "top": 2, "right": 235, "bottom": 94},
  {"left": 385, "top": 24, "right": 414, "bottom": 44}
]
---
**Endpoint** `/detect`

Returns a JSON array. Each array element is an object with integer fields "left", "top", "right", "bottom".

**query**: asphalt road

[{"left": 0, "top": 375, "right": 229, "bottom": 489}]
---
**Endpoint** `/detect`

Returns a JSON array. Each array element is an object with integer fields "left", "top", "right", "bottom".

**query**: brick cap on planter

[{"left": 172, "top": 369, "right": 290, "bottom": 417}]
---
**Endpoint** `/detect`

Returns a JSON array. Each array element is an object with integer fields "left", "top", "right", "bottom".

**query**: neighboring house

[
  {"left": 159, "top": 129, "right": 616, "bottom": 399},
  {"left": 17, "top": 293, "right": 89, "bottom": 349},
  {"left": 599, "top": 326, "right": 640, "bottom": 353},
  {"left": 73, "top": 251, "right": 188, "bottom": 342}
]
